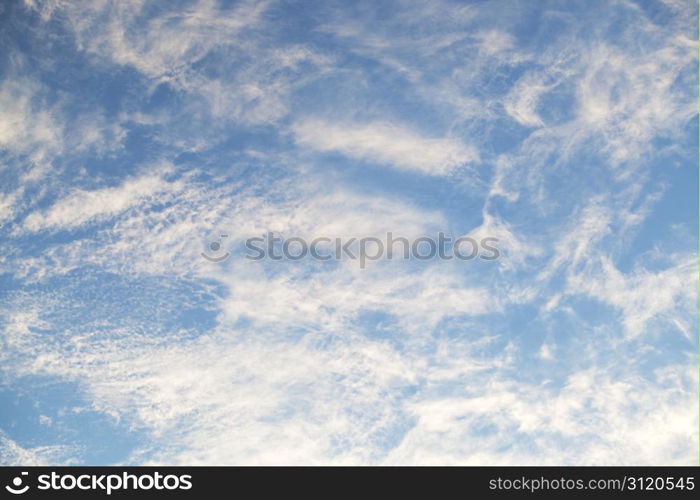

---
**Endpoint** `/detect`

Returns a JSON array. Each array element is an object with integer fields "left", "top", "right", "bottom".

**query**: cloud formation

[{"left": 0, "top": 0, "right": 696, "bottom": 466}]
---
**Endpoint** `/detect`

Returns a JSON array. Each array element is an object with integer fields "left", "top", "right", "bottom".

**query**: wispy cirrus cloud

[
  {"left": 21, "top": 169, "right": 183, "bottom": 233},
  {"left": 292, "top": 119, "right": 478, "bottom": 175}
]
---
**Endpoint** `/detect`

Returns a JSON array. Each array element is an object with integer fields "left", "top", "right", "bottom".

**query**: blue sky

[{"left": 0, "top": 0, "right": 697, "bottom": 465}]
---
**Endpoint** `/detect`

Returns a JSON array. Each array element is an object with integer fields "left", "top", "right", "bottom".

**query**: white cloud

[
  {"left": 537, "top": 198, "right": 612, "bottom": 281},
  {"left": 21, "top": 168, "right": 183, "bottom": 233},
  {"left": 292, "top": 119, "right": 478, "bottom": 175},
  {"left": 12, "top": 281, "right": 695, "bottom": 465},
  {"left": 568, "top": 256, "right": 696, "bottom": 338},
  {"left": 388, "top": 364, "right": 697, "bottom": 465},
  {"left": 0, "top": 190, "right": 20, "bottom": 226},
  {"left": 35, "top": 0, "right": 330, "bottom": 129},
  {"left": 504, "top": 73, "right": 556, "bottom": 128},
  {"left": 533, "top": 192, "right": 697, "bottom": 338},
  {"left": 65, "top": 0, "right": 268, "bottom": 81},
  {"left": 475, "top": 30, "right": 515, "bottom": 56},
  {"left": 0, "top": 79, "right": 62, "bottom": 156},
  {"left": 0, "top": 431, "right": 75, "bottom": 466}
]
